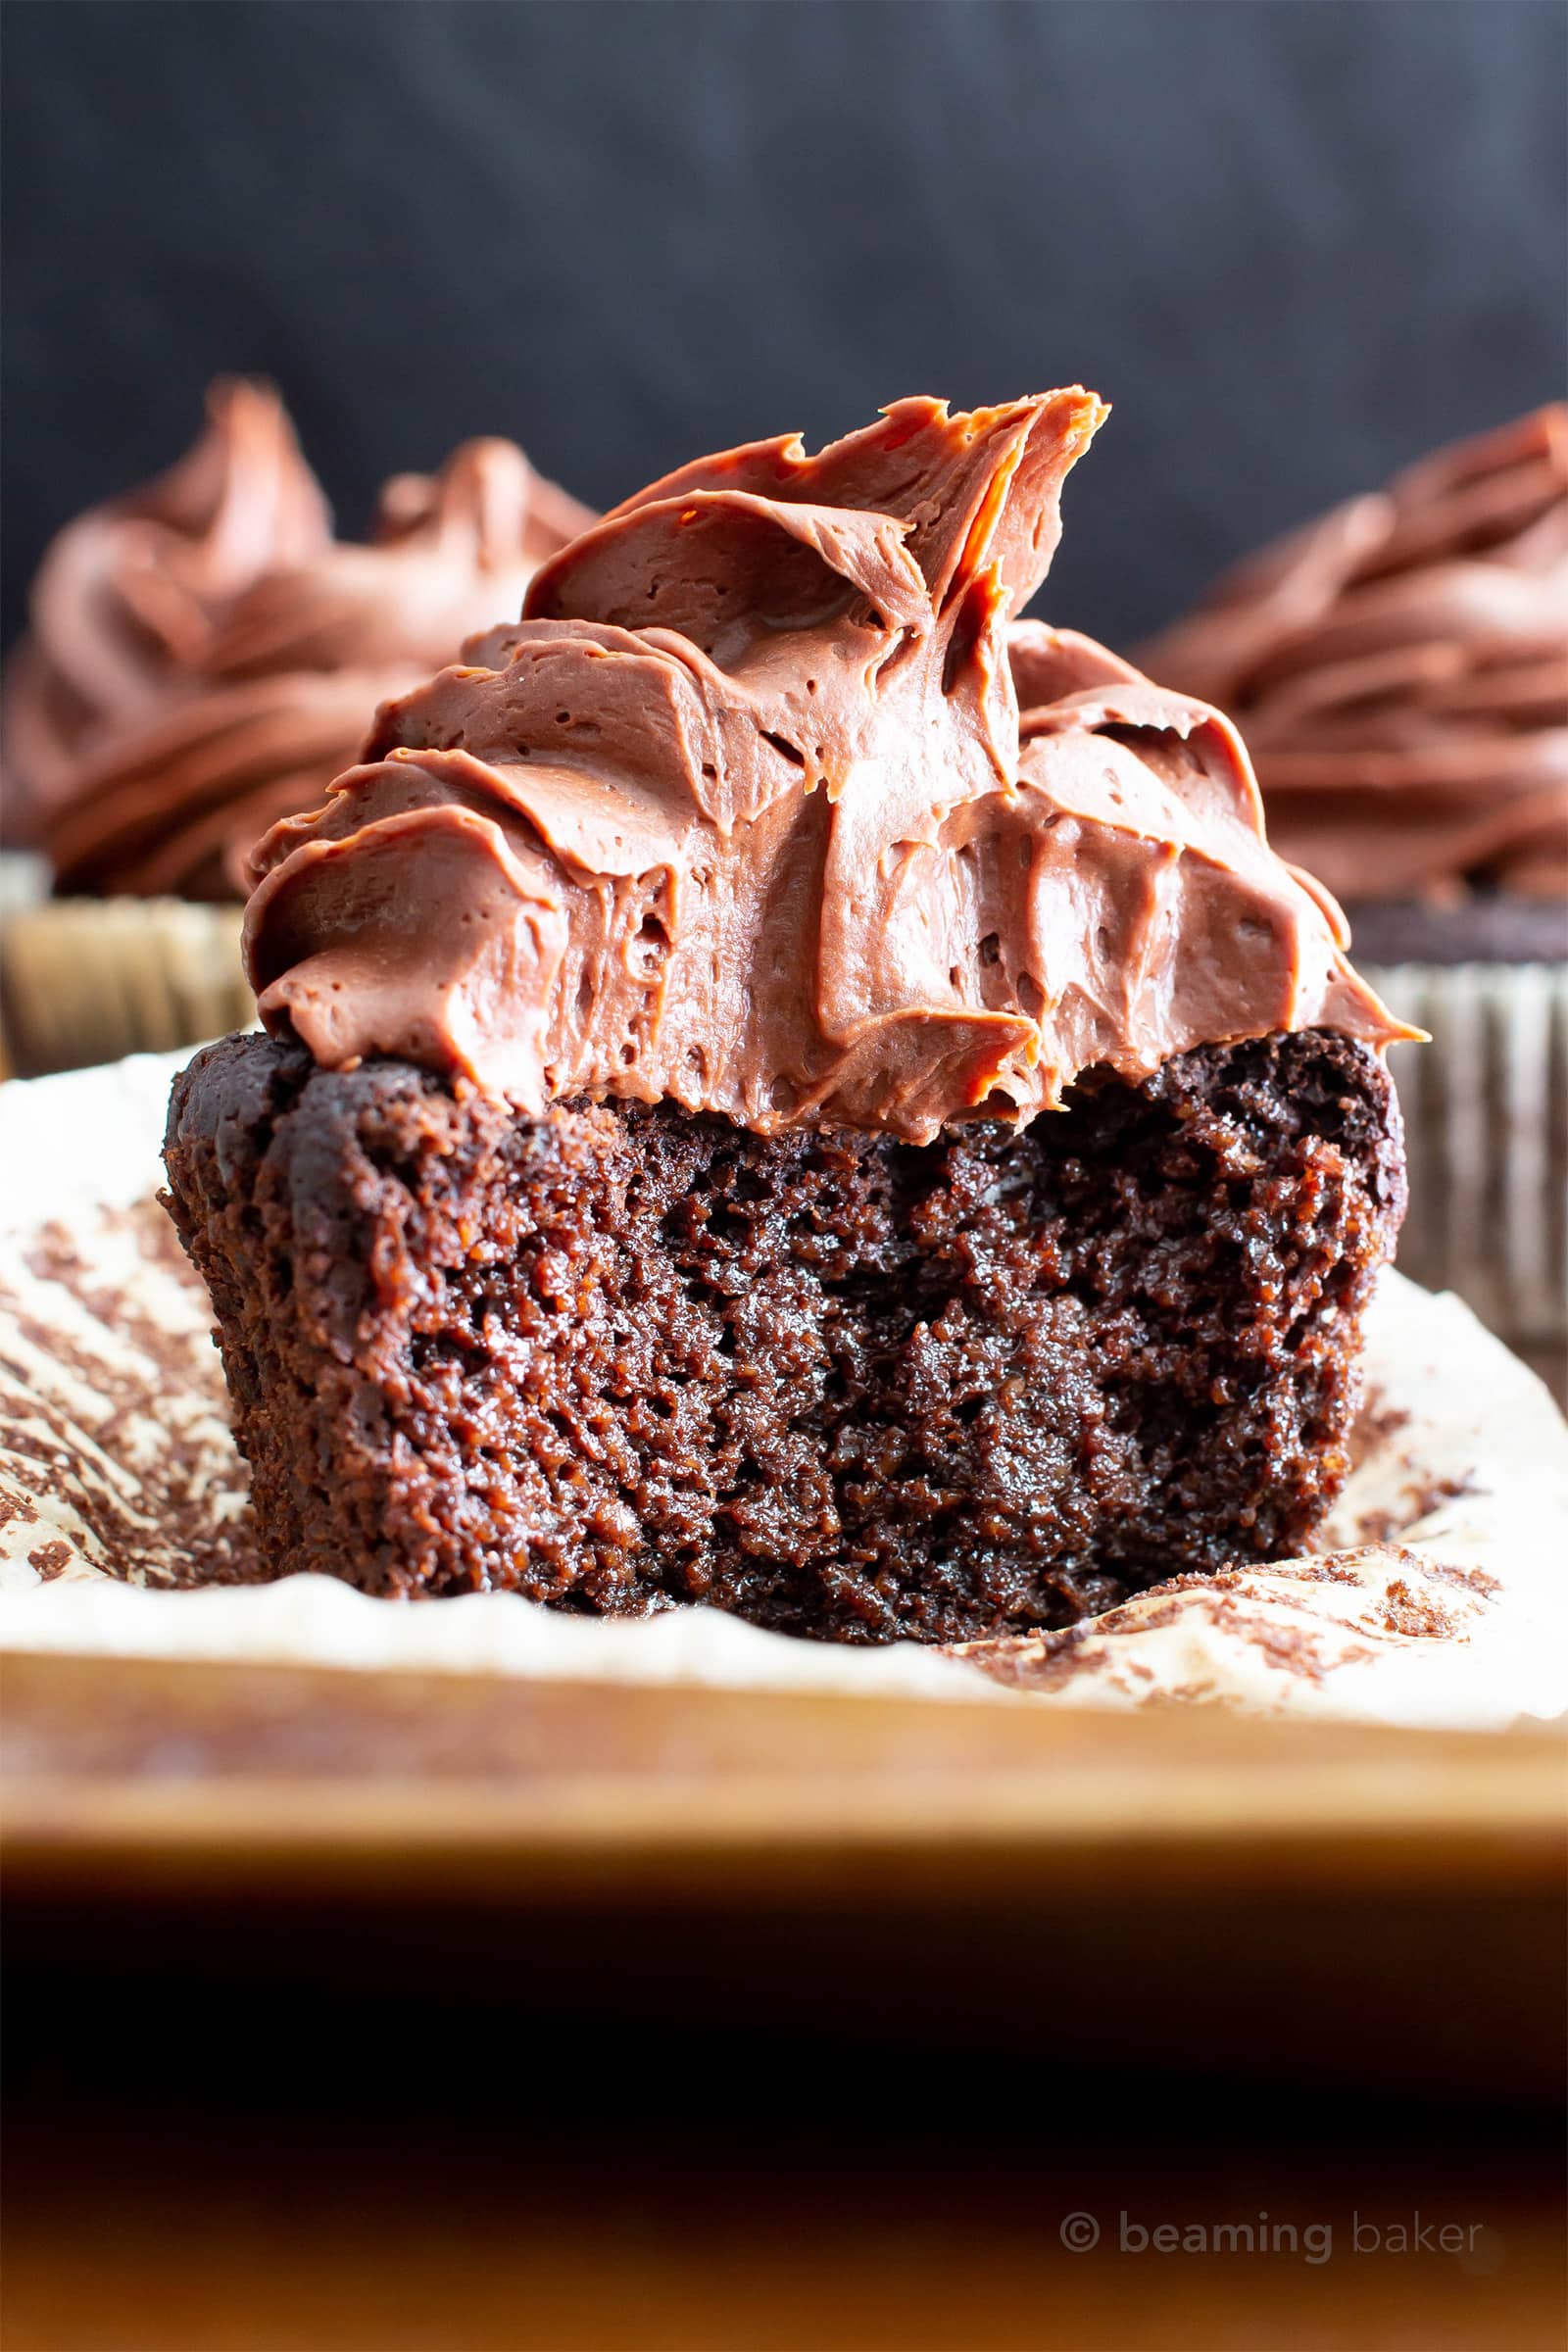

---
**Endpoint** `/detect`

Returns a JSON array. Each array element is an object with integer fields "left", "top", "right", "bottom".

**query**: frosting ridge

[{"left": 247, "top": 392, "right": 1407, "bottom": 1141}]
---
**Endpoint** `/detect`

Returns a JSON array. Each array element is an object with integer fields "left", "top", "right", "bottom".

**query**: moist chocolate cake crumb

[{"left": 163, "top": 1025, "right": 1405, "bottom": 1643}]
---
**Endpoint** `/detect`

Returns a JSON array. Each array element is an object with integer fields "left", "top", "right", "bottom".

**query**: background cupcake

[
  {"left": 1136, "top": 407, "right": 1568, "bottom": 1359},
  {"left": 0, "top": 377, "right": 593, "bottom": 1072}
]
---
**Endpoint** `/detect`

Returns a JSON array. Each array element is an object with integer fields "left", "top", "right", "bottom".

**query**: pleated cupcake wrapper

[
  {"left": 0, "top": 898, "right": 253, "bottom": 1078},
  {"left": 1366, "top": 961, "right": 1568, "bottom": 1348},
  {"left": 1, "top": 893, "right": 1561, "bottom": 1348}
]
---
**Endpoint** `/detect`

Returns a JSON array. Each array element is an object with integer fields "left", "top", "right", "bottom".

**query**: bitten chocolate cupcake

[
  {"left": 163, "top": 391, "right": 1411, "bottom": 1640},
  {"left": 1137, "top": 408, "right": 1568, "bottom": 1352},
  {"left": 0, "top": 377, "right": 593, "bottom": 1072}
]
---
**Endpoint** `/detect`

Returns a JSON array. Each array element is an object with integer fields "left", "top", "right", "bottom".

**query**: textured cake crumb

[{"left": 163, "top": 1028, "right": 1404, "bottom": 1643}]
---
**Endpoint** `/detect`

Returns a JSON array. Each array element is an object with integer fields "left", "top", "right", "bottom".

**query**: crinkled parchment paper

[{"left": 2, "top": 1052, "right": 1564, "bottom": 1726}]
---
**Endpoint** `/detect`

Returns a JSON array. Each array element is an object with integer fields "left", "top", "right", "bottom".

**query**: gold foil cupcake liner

[
  {"left": 0, "top": 896, "right": 253, "bottom": 1077},
  {"left": 1367, "top": 960, "right": 1568, "bottom": 1349}
]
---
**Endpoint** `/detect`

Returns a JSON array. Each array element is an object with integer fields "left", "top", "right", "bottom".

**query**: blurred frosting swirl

[
  {"left": 246, "top": 391, "right": 1405, "bottom": 1140},
  {"left": 1136, "top": 407, "right": 1568, "bottom": 905},
  {"left": 2, "top": 377, "right": 595, "bottom": 898}
]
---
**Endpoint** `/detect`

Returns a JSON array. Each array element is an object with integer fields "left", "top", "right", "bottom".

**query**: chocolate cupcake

[
  {"left": 1, "top": 377, "right": 593, "bottom": 1072},
  {"left": 1137, "top": 408, "right": 1568, "bottom": 1352},
  {"left": 163, "top": 392, "right": 1411, "bottom": 1638}
]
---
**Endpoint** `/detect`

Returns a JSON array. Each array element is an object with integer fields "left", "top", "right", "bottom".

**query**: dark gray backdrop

[{"left": 4, "top": 0, "right": 1564, "bottom": 654}]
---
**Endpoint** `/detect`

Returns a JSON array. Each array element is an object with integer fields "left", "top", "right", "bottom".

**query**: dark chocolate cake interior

[{"left": 165, "top": 1026, "right": 1404, "bottom": 1643}]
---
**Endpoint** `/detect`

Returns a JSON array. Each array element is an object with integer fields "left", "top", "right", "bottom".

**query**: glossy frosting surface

[{"left": 248, "top": 392, "right": 1405, "bottom": 1139}]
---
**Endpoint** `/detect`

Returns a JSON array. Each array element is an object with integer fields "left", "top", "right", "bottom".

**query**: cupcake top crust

[
  {"left": 1136, "top": 406, "right": 1568, "bottom": 906},
  {"left": 246, "top": 391, "right": 1408, "bottom": 1141},
  {"left": 2, "top": 378, "right": 594, "bottom": 898}
]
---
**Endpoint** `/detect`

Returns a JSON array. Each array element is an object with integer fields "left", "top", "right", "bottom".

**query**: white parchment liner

[{"left": 2, "top": 1052, "right": 1565, "bottom": 1727}]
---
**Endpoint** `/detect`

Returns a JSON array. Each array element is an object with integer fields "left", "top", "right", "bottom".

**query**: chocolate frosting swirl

[
  {"left": 4, "top": 379, "right": 330, "bottom": 840},
  {"left": 1136, "top": 407, "right": 1568, "bottom": 904},
  {"left": 3, "top": 379, "right": 594, "bottom": 897},
  {"left": 246, "top": 392, "right": 1405, "bottom": 1141}
]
